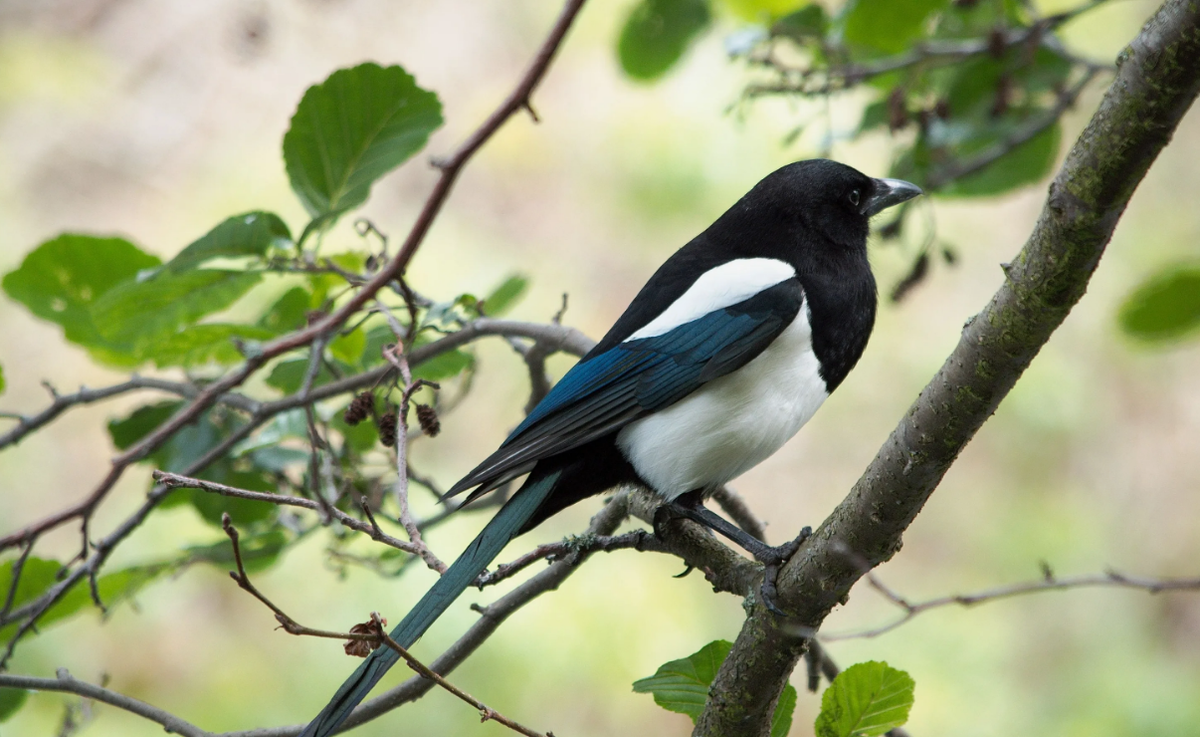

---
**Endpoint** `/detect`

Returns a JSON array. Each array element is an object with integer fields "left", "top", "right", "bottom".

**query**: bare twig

[
  {"left": 218, "top": 514, "right": 385, "bottom": 643},
  {"left": 924, "top": 67, "right": 1100, "bottom": 189},
  {"left": 824, "top": 551, "right": 1200, "bottom": 641},
  {"left": 0, "top": 375, "right": 257, "bottom": 451},
  {"left": 379, "top": 330, "right": 447, "bottom": 574},
  {"left": 0, "top": 670, "right": 211, "bottom": 737},
  {"left": 0, "top": 0, "right": 589, "bottom": 579},
  {"left": 369, "top": 613, "right": 553, "bottom": 737},
  {"left": 473, "top": 530, "right": 662, "bottom": 588},
  {"left": 152, "top": 471, "right": 420, "bottom": 556}
]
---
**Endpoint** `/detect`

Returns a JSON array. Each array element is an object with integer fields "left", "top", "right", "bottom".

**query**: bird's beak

[{"left": 863, "top": 178, "right": 923, "bottom": 217}]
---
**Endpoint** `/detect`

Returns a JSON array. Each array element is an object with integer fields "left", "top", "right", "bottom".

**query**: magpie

[{"left": 299, "top": 159, "right": 921, "bottom": 737}]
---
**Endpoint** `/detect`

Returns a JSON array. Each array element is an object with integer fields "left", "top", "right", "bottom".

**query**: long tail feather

[{"left": 298, "top": 470, "right": 562, "bottom": 737}]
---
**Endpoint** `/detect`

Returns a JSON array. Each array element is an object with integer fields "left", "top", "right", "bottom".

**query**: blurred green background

[{"left": 1, "top": 0, "right": 1198, "bottom": 735}]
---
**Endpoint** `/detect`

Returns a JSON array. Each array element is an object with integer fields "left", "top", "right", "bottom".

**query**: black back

[{"left": 587, "top": 159, "right": 878, "bottom": 392}]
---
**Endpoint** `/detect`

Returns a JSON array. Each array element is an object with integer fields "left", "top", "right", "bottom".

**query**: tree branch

[
  {"left": 822, "top": 557, "right": 1200, "bottom": 641},
  {"left": 0, "top": 0, "right": 590, "bottom": 565},
  {"left": 697, "top": 2, "right": 1200, "bottom": 735},
  {"left": 0, "top": 669, "right": 211, "bottom": 737}
]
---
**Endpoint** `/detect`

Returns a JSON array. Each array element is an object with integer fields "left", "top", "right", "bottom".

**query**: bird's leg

[{"left": 658, "top": 492, "right": 810, "bottom": 615}]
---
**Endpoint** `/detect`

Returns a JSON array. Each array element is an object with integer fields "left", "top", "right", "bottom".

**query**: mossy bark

[{"left": 695, "top": 1, "right": 1200, "bottom": 735}]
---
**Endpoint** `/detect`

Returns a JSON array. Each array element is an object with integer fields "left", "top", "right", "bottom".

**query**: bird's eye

[{"left": 848, "top": 189, "right": 861, "bottom": 207}]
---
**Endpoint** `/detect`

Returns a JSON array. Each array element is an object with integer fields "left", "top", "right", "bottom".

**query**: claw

[{"left": 757, "top": 526, "right": 812, "bottom": 616}]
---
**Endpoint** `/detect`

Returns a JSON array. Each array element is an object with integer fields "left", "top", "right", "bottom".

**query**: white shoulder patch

[{"left": 626, "top": 258, "right": 796, "bottom": 341}]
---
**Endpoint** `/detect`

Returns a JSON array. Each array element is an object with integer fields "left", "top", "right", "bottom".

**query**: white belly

[{"left": 616, "top": 308, "right": 828, "bottom": 500}]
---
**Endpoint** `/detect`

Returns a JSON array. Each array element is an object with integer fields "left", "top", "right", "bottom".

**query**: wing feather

[{"left": 446, "top": 279, "right": 804, "bottom": 497}]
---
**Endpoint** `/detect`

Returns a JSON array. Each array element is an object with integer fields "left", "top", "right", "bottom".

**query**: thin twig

[
  {"left": 474, "top": 530, "right": 661, "bottom": 588},
  {"left": 370, "top": 613, "right": 553, "bottom": 737},
  {"left": 0, "top": 670, "right": 212, "bottom": 737},
  {"left": 824, "top": 542, "right": 1200, "bottom": 641},
  {"left": 0, "top": 0, "right": 589, "bottom": 580},
  {"left": 153, "top": 471, "right": 420, "bottom": 556},
  {"left": 379, "top": 318, "right": 447, "bottom": 574},
  {"left": 924, "top": 67, "right": 1100, "bottom": 189}
]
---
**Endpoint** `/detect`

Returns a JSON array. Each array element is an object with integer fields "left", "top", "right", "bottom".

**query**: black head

[{"left": 728, "top": 159, "right": 922, "bottom": 260}]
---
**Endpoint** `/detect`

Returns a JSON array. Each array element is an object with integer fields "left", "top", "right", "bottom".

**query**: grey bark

[{"left": 695, "top": 1, "right": 1200, "bottom": 735}]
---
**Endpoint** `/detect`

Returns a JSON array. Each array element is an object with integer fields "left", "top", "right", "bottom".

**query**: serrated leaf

[
  {"left": 618, "top": 0, "right": 712, "bottom": 81},
  {"left": 815, "top": 661, "right": 915, "bottom": 737},
  {"left": 633, "top": 640, "right": 732, "bottom": 720},
  {"left": 633, "top": 639, "right": 797, "bottom": 731},
  {"left": 167, "top": 211, "right": 292, "bottom": 272},
  {"left": 91, "top": 269, "right": 261, "bottom": 347},
  {"left": 1, "top": 234, "right": 161, "bottom": 365},
  {"left": 0, "top": 686, "right": 28, "bottom": 722},
  {"left": 1118, "top": 264, "right": 1200, "bottom": 342},
  {"left": 483, "top": 274, "right": 529, "bottom": 316},
  {"left": 283, "top": 62, "right": 443, "bottom": 223},
  {"left": 149, "top": 323, "right": 275, "bottom": 368},
  {"left": 839, "top": 0, "right": 948, "bottom": 54},
  {"left": 938, "top": 121, "right": 1061, "bottom": 197}
]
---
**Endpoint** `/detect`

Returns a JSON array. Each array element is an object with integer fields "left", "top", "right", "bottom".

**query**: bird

[{"left": 299, "top": 159, "right": 921, "bottom": 737}]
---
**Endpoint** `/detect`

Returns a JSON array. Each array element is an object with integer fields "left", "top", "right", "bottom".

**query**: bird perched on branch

[{"left": 300, "top": 159, "right": 921, "bottom": 737}]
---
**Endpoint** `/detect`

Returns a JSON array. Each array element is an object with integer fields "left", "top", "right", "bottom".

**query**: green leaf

[
  {"left": 184, "top": 529, "right": 289, "bottom": 574},
  {"left": 283, "top": 62, "right": 443, "bottom": 223},
  {"left": 1, "top": 234, "right": 161, "bottom": 365},
  {"left": 149, "top": 323, "right": 275, "bottom": 368},
  {"left": 412, "top": 348, "right": 473, "bottom": 381},
  {"left": 814, "top": 661, "right": 915, "bottom": 737},
  {"left": 233, "top": 409, "right": 310, "bottom": 457},
  {"left": 188, "top": 467, "right": 277, "bottom": 527},
  {"left": 772, "top": 4, "right": 829, "bottom": 41},
  {"left": 839, "top": 0, "right": 948, "bottom": 54},
  {"left": 618, "top": 0, "right": 712, "bottom": 81},
  {"left": 0, "top": 557, "right": 62, "bottom": 618},
  {"left": 633, "top": 640, "right": 732, "bottom": 721},
  {"left": 91, "top": 269, "right": 261, "bottom": 347},
  {"left": 167, "top": 212, "right": 292, "bottom": 272},
  {"left": 938, "top": 121, "right": 1061, "bottom": 197},
  {"left": 0, "top": 686, "right": 28, "bottom": 722},
  {"left": 330, "top": 327, "right": 367, "bottom": 365},
  {"left": 0, "top": 363, "right": 5, "bottom": 395},
  {"left": 482, "top": 274, "right": 529, "bottom": 316},
  {"left": 259, "top": 287, "right": 312, "bottom": 333},
  {"left": 0, "top": 558, "right": 170, "bottom": 643},
  {"left": 108, "top": 401, "right": 182, "bottom": 451},
  {"left": 770, "top": 681, "right": 798, "bottom": 737},
  {"left": 1118, "top": 264, "right": 1200, "bottom": 342},
  {"left": 265, "top": 357, "right": 336, "bottom": 394},
  {"left": 633, "top": 639, "right": 799, "bottom": 731},
  {"left": 332, "top": 409, "right": 379, "bottom": 453}
]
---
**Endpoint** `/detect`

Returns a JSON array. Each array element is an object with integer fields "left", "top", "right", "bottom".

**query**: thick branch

[{"left": 698, "top": 2, "right": 1200, "bottom": 735}]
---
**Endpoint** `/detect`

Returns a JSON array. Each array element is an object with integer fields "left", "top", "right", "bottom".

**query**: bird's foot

[{"left": 756, "top": 526, "right": 811, "bottom": 616}]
